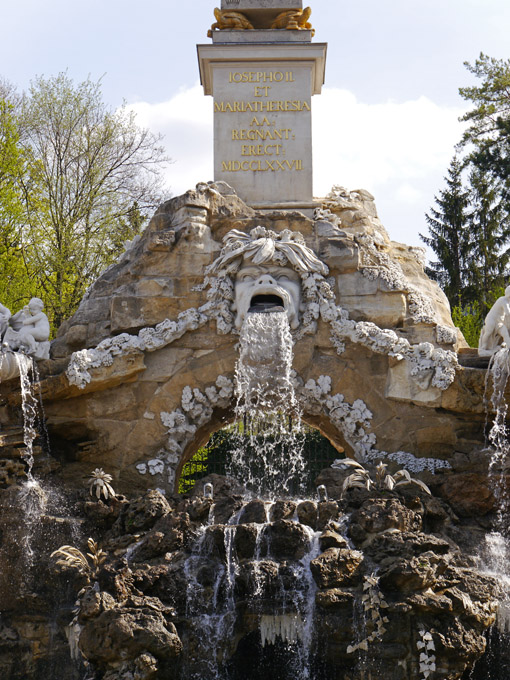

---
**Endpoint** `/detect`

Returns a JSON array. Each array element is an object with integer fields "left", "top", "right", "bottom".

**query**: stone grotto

[
  {"left": 0, "top": 181, "right": 508, "bottom": 680},
  {"left": 1, "top": 1, "right": 510, "bottom": 679}
]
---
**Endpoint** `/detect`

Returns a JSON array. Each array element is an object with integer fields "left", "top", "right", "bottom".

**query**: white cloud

[
  {"left": 313, "top": 88, "right": 466, "bottom": 196},
  {"left": 394, "top": 183, "right": 424, "bottom": 205},
  {"left": 129, "top": 84, "right": 467, "bottom": 248},
  {"left": 128, "top": 84, "right": 214, "bottom": 197}
]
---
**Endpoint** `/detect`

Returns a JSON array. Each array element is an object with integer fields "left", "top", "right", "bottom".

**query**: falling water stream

[
  {"left": 183, "top": 311, "right": 321, "bottom": 679},
  {"left": 15, "top": 353, "right": 48, "bottom": 566},
  {"left": 476, "top": 348, "right": 510, "bottom": 674},
  {"left": 227, "top": 312, "right": 308, "bottom": 498}
]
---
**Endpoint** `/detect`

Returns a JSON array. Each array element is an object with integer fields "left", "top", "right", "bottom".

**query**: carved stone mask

[{"left": 232, "top": 262, "right": 302, "bottom": 330}]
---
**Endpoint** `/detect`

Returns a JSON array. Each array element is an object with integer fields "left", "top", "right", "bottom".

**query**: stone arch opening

[{"left": 175, "top": 411, "right": 349, "bottom": 495}]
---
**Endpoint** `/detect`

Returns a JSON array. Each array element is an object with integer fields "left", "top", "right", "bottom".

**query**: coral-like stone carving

[
  {"left": 153, "top": 371, "right": 452, "bottom": 483},
  {"left": 207, "top": 8, "right": 254, "bottom": 36},
  {"left": 2, "top": 298, "right": 50, "bottom": 360},
  {"left": 478, "top": 286, "right": 510, "bottom": 356},
  {"left": 66, "top": 220, "right": 459, "bottom": 396},
  {"left": 271, "top": 7, "right": 314, "bottom": 35}
]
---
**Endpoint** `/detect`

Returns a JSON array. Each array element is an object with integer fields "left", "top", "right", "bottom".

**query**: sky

[{"left": 1, "top": 0, "right": 510, "bottom": 250}]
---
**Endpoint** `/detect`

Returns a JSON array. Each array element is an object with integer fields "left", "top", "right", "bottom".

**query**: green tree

[
  {"left": 0, "top": 97, "right": 33, "bottom": 311},
  {"left": 459, "top": 53, "right": 510, "bottom": 196},
  {"left": 420, "top": 156, "right": 470, "bottom": 308},
  {"left": 464, "top": 168, "right": 510, "bottom": 313},
  {"left": 18, "top": 73, "right": 169, "bottom": 328}
]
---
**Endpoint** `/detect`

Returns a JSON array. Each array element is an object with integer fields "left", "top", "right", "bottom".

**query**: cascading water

[
  {"left": 15, "top": 353, "right": 48, "bottom": 565},
  {"left": 227, "top": 312, "right": 307, "bottom": 498},
  {"left": 182, "top": 311, "right": 322, "bottom": 679},
  {"left": 478, "top": 348, "right": 510, "bottom": 665}
]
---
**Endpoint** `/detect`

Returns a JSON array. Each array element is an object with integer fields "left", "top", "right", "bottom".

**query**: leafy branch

[{"left": 50, "top": 537, "right": 107, "bottom": 579}]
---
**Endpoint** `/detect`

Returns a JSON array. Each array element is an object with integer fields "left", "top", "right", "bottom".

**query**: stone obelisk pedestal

[{"left": 198, "top": 1, "right": 327, "bottom": 212}]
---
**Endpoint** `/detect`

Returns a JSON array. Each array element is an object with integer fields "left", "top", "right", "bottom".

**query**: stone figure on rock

[
  {"left": 3, "top": 298, "right": 51, "bottom": 360},
  {"left": 0, "top": 302, "right": 11, "bottom": 341},
  {"left": 478, "top": 286, "right": 510, "bottom": 356}
]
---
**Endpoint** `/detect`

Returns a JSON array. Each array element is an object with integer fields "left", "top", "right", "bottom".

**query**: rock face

[
  {"left": 0, "top": 182, "right": 493, "bottom": 499},
  {"left": 0, "top": 477, "right": 498, "bottom": 680}
]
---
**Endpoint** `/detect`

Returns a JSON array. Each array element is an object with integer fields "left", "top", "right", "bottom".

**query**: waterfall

[
  {"left": 181, "top": 312, "right": 322, "bottom": 678},
  {"left": 227, "top": 312, "right": 307, "bottom": 498},
  {"left": 482, "top": 348, "right": 510, "bottom": 635},
  {"left": 14, "top": 353, "right": 48, "bottom": 565}
]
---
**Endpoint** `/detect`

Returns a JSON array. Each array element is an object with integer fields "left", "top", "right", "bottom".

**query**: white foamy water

[
  {"left": 482, "top": 348, "right": 510, "bottom": 634},
  {"left": 227, "top": 312, "right": 308, "bottom": 498}
]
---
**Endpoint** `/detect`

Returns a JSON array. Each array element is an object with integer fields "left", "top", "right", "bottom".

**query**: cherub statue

[
  {"left": 478, "top": 286, "right": 510, "bottom": 356},
  {"left": 4, "top": 298, "right": 51, "bottom": 359},
  {"left": 0, "top": 302, "right": 11, "bottom": 341},
  {"left": 271, "top": 7, "right": 315, "bottom": 35},
  {"left": 208, "top": 8, "right": 254, "bottom": 37}
]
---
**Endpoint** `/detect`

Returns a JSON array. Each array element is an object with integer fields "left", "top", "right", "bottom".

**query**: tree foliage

[
  {"left": 17, "top": 73, "right": 169, "bottom": 327},
  {"left": 460, "top": 53, "right": 510, "bottom": 195},
  {"left": 0, "top": 73, "right": 169, "bottom": 331},
  {"left": 464, "top": 168, "right": 510, "bottom": 311},
  {"left": 420, "top": 156, "right": 470, "bottom": 308},
  {"left": 0, "top": 97, "right": 32, "bottom": 310},
  {"left": 422, "top": 54, "right": 510, "bottom": 346}
]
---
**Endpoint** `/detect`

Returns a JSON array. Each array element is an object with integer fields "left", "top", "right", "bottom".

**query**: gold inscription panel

[{"left": 216, "top": 70, "right": 307, "bottom": 174}]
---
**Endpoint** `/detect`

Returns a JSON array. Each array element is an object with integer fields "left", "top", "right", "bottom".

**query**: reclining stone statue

[
  {"left": 478, "top": 286, "right": 510, "bottom": 356},
  {"left": 2, "top": 298, "right": 51, "bottom": 360},
  {"left": 0, "top": 302, "right": 11, "bottom": 341}
]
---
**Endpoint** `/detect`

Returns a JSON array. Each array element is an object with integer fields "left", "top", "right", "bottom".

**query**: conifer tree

[
  {"left": 464, "top": 167, "right": 510, "bottom": 313},
  {"left": 459, "top": 53, "right": 510, "bottom": 197},
  {"left": 420, "top": 156, "right": 470, "bottom": 308}
]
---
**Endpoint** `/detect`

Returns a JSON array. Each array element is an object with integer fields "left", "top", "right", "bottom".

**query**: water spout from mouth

[{"left": 248, "top": 294, "right": 285, "bottom": 315}]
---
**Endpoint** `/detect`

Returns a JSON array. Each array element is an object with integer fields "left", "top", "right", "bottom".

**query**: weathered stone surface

[
  {"left": 437, "top": 472, "right": 496, "bottom": 517},
  {"left": 351, "top": 498, "right": 421, "bottom": 535},
  {"left": 379, "top": 554, "right": 443, "bottom": 592},
  {"left": 260, "top": 519, "right": 311, "bottom": 560},
  {"left": 297, "top": 500, "right": 317, "bottom": 528},
  {"left": 319, "top": 529, "right": 348, "bottom": 551},
  {"left": 268, "top": 499, "right": 296, "bottom": 521},
  {"left": 364, "top": 530, "right": 451, "bottom": 562},
  {"left": 339, "top": 291, "right": 407, "bottom": 327},
  {"left": 315, "top": 588, "right": 354, "bottom": 610},
  {"left": 317, "top": 500, "right": 339, "bottom": 529},
  {"left": 238, "top": 499, "right": 267, "bottom": 524},
  {"left": 234, "top": 523, "right": 259, "bottom": 559},
  {"left": 79, "top": 608, "right": 182, "bottom": 666},
  {"left": 310, "top": 548, "right": 364, "bottom": 588},
  {"left": 119, "top": 491, "right": 171, "bottom": 532}
]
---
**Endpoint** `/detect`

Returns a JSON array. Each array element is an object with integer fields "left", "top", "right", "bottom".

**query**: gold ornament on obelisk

[
  {"left": 271, "top": 7, "right": 314, "bottom": 35},
  {"left": 207, "top": 8, "right": 255, "bottom": 37}
]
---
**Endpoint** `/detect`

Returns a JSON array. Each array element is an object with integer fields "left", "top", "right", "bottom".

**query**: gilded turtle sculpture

[
  {"left": 271, "top": 7, "right": 315, "bottom": 35},
  {"left": 208, "top": 8, "right": 255, "bottom": 37}
]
